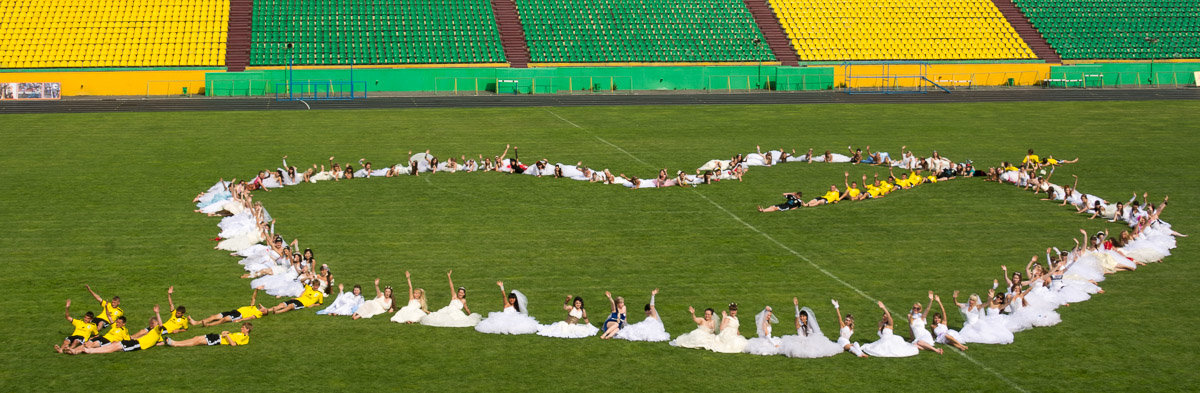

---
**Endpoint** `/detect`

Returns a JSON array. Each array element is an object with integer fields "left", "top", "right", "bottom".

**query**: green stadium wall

[
  {"left": 1048, "top": 63, "right": 1200, "bottom": 87},
  {"left": 204, "top": 66, "right": 835, "bottom": 96}
]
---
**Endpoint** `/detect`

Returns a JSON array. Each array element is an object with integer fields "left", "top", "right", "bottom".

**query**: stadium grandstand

[{"left": 0, "top": 0, "right": 1197, "bottom": 96}]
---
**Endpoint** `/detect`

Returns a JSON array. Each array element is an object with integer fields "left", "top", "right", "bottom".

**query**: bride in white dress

[
  {"left": 932, "top": 294, "right": 969, "bottom": 351},
  {"left": 351, "top": 278, "right": 395, "bottom": 319},
  {"left": 743, "top": 306, "right": 781, "bottom": 356},
  {"left": 953, "top": 290, "right": 1014, "bottom": 345},
  {"left": 537, "top": 295, "right": 599, "bottom": 338},
  {"left": 710, "top": 303, "right": 748, "bottom": 353},
  {"left": 907, "top": 294, "right": 944, "bottom": 354},
  {"left": 860, "top": 301, "right": 920, "bottom": 357},
  {"left": 420, "top": 270, "right": 482, "bottom": 328},
  {"left": 316, "top": 283, "right": 363, "bottom": 316},
  {"left": 390, "top": 271, "right": 428, "bottom": 324},
  {"left": 615, "top": 289, "right": 671, "bottom": 342},
  {"left": 474, "top": 281, "right": 540, "bottom": 335},
  {"left": 669, "top": 306, "right": 718, "bottom": 350},
  {"left": 779, "top": 298, "right": 846, "bottom": 358}
]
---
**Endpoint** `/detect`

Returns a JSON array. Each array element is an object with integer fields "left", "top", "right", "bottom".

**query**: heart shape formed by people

[{"left": 193, "top": 146, "right": 1179, "bottom": 358}]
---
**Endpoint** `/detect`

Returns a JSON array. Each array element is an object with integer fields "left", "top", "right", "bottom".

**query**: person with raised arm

[
  {"left": 932, "top": 294, "right": 968, "bottom": 351},
  {"left": 420, "top": 270, "right": 482, "bottom": 327},
  {"left": 66, "top": 305, "right": 165, "bottom": 354},
  {"left": 779, "top": 297, "right": 845, "bottom": 358},
  {"left": 860, "top": 301, "right": 922, "bottom": 357},
  {"left": 351, "top": 278, "right": 395, "bottom": 320},
  {"left": 537, "top": 294, "right": 599, "bottom": 339},
  {"left": 391, "top": 271, "right": 429, "bottom": 324},
  {"left": 599, "top": 291, "right": 628, "bottom": 339},
  {"left": 162, "top": 286, "right": 198, "bottom": 334},
  {"left": 196, "top": 289, "right": 270, "bottom": 327},
  {"left": 475, "top": 281, "right": 539, "bottom": 335},
  {"left": 710, "top": 303, "right": 749, "bottom": 353},
  {"left": 744, "top": 305, "right": 781, "bottom": 356},
  {"left": 615, "top": 288, "right": 670, "bottom": 342},
  {"left": 669, "top": 306, "right": 718, "bottom": 350},
  {"left": 907, "top": 292, "right": 944, "bottom": 354},
  {"left": 55, "top": 299, "right": 98, "bottom": 353},
  {"left": 84, "top": 284, "right": 123, "bottom": 330}
]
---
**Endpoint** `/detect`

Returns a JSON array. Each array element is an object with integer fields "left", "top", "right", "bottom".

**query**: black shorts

[
  {"left": 95, "top": 320, "right": 110, "bottom": 329},
  {"left": 91, "top": 337, "right": 111, "bottom": 345},
  {"left": 285, "top": 299, "right": 305, "bottom": 309},
  {"left": 220, "top": 310, "right": 243, "bottom": 321},
  {"left": 120, "top": 340, "right": 142, "bottom": 352},
  {"left": 65, "top": 335, "right": 86, "bottom": 344},
  {"left": 817, "top": 197, "right": 831, "bottom": 203},
  {"left": 204, "top": 333, "right": 222, "bottom": 346}
]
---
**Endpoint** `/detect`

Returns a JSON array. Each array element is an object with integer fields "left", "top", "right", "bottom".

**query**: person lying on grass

[
  {"left": 196, "top": 289, "right": 270, "bottom": 327},
  {"left": 167, "top": 323, "right": 252, "bottom": 347},
  {"left": 63, "top": 305, "right": 165, "bottom": 355}
]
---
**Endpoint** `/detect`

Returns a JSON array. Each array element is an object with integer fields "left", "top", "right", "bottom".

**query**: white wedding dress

[{"left": 420, "top": 299, "right": 482, "bottom": 327}]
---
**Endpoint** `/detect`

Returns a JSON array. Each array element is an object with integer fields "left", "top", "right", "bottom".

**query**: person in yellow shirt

[
  {"left": 841, "top": 172, "right": 866, "bottom": 201},
  {"left": 68, "top": 305, "right": 165, "bottom": 354},
  {"left": 1041, "top": 155, "right": 1078, "bottom": 166},
  {"left": 907, "top": 171, "right": 925, "bottom": 187},
  {"left": 55, "top": 299, "right": 98, "bottom": 353},
  {"left": 1021, "top": 149, "right": 1041, "bottom": 169},
  {"left": 268, "top": 282, "right": 326, "bottom": 314},
  {"left": 85, "top": 284, "right": 123, "bottom": 330},
  {"left": 166, "top": 323, "right": 253, "bottom": 347},
  {"left": 84, "top": 316, "right": 131, "bottom": 349},
  {"left": 163, "top": 286, "right": 199, "bottom": 333},
  {"left": 861, "top": 174, "right": 886, "bottom": 198},
  {"left": 803, "top": 185, "right": 843, "bottom": 207},
  {"left": 196, "top": 289, "right": 270, "bottom": 327}
]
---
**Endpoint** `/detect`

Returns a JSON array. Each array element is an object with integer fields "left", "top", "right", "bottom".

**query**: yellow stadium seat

[{"left": 2, "top": 0, "right": 228, "bottom": 68}]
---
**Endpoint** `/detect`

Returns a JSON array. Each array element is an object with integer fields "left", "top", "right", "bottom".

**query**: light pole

[{"left": 286, "top": 42, "right": 295, "bottom": 99}]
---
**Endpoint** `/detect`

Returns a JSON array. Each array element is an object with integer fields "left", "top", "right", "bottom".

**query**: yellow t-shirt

[
  {"left": 101, "top": 325, "right": 131, "bottom": 342},
  {"left": 894, "top": 178, "right": 910, "bottom": 188},
  {"left": 70, "top": 319, "right": 99, "bottom": 340},
  {"left": 237, "top": 305, "right": 263, "bottom": 320},
  {"left": 221, "top": 332, "right": 250, "bottom": 346},
  {"left": 163, "top": 315, "right": 190, "bottom": 332},
  {"left": 880, "top": 182, "right": 894, "bottom": 193},
  {"left": 926, "top": 175, "right": 938, "bottom": 183},
  {"left": 296, "top": 286, "right": 325, "bottom": 307},
  {"left": 1022, "top": 154, "right": 1040, "bottom": 164},
  {"left": 1045, "top": 158, "right": 1058, "bottom": 165},
  {"left": 1004, "top": 165, "right": 1019, "bottom": 172},
  {"left": 821, "top": 190, "right": 841, "bottom": 202},
  {"left": 99, "top": 301, "right": 123, "bottom": 323},
  {"left": 907, "top": 173, "right": 923, "bottom": 185},
  {"left": 136, "top": 326, "right": 164, "bottom": 350},
  {"left": 866, "top": 187, "right": 883, "bottom": 197},
  {"left": 847, "top": 188, "right": 861, "bottom": 198}
]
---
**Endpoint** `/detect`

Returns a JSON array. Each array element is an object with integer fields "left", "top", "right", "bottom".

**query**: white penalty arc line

[{"left": 544, "top": 108, "right": 1029, "bottom": 393}]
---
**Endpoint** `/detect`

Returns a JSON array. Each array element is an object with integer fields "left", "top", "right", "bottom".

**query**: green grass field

[{"left": 2, "top": 100, "right": 1197, "bottom": 392}]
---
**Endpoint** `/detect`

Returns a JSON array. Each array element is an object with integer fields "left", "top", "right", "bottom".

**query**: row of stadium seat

[
  {"left": 771, "top": 0, "right": 1037, "bottom": 61},
  {"left": 0, "top": 0, "right": 228, "bottom": 68},
  {"left": 249, "top": 0, "right": 505, "bottom": 65},
  {"left": 515, "top": 0, "right": 774, "bottom": 63},
  {"left": 3, "top": 0, "right": 1199, "bottom": 69},
  {"left": 1015, "top": 0, "right": 1200, "bottom": 59}
]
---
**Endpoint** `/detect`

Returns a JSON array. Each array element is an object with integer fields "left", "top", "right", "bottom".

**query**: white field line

[{"left": 544, "top": 108, "right": 1029, "bottom": 393}]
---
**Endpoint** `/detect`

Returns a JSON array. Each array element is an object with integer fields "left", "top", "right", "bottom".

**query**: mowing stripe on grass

[{"left": 545, "top": 108, "right": 1030, "bottom": 393}]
